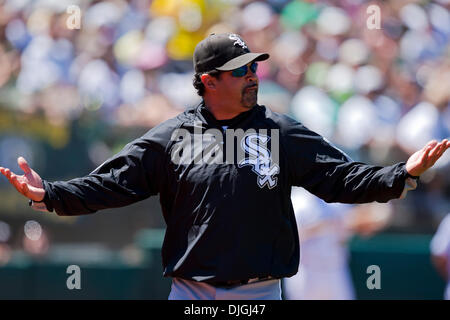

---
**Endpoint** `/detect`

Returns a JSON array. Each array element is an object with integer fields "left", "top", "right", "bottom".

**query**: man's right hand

[{"left": 0, "top": 157, "right": 45, "bottom": 201}]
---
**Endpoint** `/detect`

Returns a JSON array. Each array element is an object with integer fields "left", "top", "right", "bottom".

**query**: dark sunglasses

[{"left": 231, "top": 62, "right": 258, "bottom": 77}]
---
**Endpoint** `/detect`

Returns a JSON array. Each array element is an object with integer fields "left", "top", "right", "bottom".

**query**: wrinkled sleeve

[
  {"left": 285, "top": 122, "right": 410, "bottom": 204},
  {"left": 41, "top": 139, "right": 165, "bottom": 216}
]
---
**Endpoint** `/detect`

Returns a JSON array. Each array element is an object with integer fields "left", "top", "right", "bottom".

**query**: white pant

[{"left": 168, "top": 277, "right": 282, "bottom": 300}]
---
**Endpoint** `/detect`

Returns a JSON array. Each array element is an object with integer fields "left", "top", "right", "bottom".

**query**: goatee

[{"left": 241, "top": 88, "right": 258, "bottom": 108}]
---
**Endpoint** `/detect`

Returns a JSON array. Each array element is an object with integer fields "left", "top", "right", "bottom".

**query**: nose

[{"left": 246, "top": 69, "right": 258, "bottom": 82}]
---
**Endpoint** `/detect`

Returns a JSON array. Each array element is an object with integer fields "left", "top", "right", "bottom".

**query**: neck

[{"left": 203, "top": 96, "right": 251, "bottom": 120}]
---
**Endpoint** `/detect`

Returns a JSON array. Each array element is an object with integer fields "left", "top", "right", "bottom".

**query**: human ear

[{"left": 201, "top": 74, "right": 216, "bottom": 90}]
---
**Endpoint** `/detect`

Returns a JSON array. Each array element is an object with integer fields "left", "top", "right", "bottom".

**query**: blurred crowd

[{"left": 0, "top": 0, "right": 450, "bottom": 234}]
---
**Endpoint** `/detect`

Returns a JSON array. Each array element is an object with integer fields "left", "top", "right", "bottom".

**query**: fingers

[
  {"left": 432, "top": 139, "right": 448, "bottom": 156},
  {"left": 435, "top": 139, "right": 449, "bottom": 158},
  {"left": 420, "top": 142, "right": 436, "bottom": 165},
  {"left": 0, "top": 167, "right": 13, "bottom": 180},
  {"left": 425, "top": 140, "right": 438, "bottom": 149},
  {"left": 7, "top": 172, "right": 27, "bottom": 195},
  {"left": 429, "top": 141, "right": 444, "bottom": 158},
  {"left": 22, "top": 182, "right": 29, "bottom": 194},
  {"left": 17, "top": 157, "right": 31, "bottom": 174},
  {"left": 0, "top": 167, "right": 25, "bottom": 194},
  {"left": 424, "top": 139, "right": 449, "bottom": 167},
  {"left": 10, "top": 174, "right": 20, "bottom": 189}
]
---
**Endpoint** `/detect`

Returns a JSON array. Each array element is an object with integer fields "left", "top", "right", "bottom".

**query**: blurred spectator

[
  {"left": 0, "top": 221, "right": 12, "bottom": 266},
  {"left": 430, "top": 213, "right": 450, "bottom": 300},
  {"left": 23, "top": 220, "right": 49, "bottom": 256},
  {"left": 283, "top": 187, "right": 392, "bottom": 300}
]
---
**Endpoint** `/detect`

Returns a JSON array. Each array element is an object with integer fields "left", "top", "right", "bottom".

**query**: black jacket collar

[{"left": 196, "top": 100, "right": 262, "bottom": 129}]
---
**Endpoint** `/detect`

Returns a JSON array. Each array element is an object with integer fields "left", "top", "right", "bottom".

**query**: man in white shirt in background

[
  {"left": 283, "top": 187, "right": 392, "bottom": 300},
  {"left": 431, "top": 213, "right": 450, "bottom": 300}
]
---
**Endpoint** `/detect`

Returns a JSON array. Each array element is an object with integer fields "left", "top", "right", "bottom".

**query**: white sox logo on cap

[
  {"left": 229, "top": 34, "right": 248, "bottom": 49},
  {"left": 193, "top": 33, "right": 268, "bottom": 72}
]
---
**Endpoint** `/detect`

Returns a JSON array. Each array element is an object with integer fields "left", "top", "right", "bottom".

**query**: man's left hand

[{"left": 406, "top": 139, "right": 450, "bottom": 177}]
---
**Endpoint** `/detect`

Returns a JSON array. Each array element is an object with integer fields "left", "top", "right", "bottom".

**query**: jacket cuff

[
  {"left": 401, "top": 163, "right": 420, "bottom": 180},
  {"left": 398, "top": 163, "right": 419, "bottom": 199},
  {"left": 29, "top": 180, "right": 54, "bottom": 212}
]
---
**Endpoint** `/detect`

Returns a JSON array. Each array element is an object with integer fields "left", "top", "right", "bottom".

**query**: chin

[{"left": 241, "top": 94, "right": 258, "bottom": 108}]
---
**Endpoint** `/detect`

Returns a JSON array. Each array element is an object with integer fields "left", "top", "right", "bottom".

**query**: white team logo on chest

[{"left": 238, "top": 133, "right": 279, "bottom": 189}]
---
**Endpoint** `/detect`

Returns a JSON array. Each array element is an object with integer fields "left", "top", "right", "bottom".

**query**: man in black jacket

[{"left": 1, "top": 33, "right": 449, "bottom": 300}]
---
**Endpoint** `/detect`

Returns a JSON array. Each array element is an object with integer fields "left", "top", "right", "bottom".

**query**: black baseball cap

[{"left": 193, "top": 33, "right": 270, "bottom": 73}]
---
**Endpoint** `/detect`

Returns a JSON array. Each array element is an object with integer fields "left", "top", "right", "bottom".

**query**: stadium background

[{"left": 0, "top": 0, "right": 449, "bottom": 299}]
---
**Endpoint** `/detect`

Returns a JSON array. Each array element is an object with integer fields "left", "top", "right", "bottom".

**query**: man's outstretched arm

[
  {"left": 285, "top": 119, "right": 449, "bottom": 203},
  {"left": 0, "top": 139, "right": 165, "bottom": 216}
]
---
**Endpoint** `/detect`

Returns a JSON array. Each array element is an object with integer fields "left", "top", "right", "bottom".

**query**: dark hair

[{"left": 192, "top": 70, "right": 221, "bottom": 96}]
